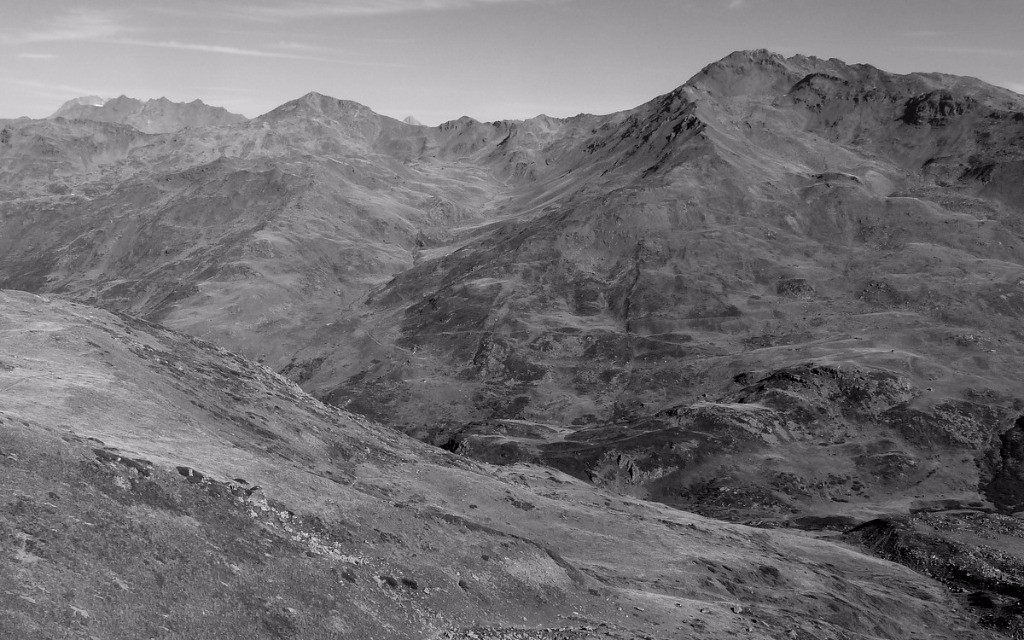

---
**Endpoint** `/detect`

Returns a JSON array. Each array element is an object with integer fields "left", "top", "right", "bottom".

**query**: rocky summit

[{"left": 2, "top": 50, "right": 1024, "bottom": 638}]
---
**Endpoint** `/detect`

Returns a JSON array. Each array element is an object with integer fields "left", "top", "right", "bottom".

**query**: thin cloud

[
  {"left": 727, "top": 0, "right": 747, "bottom": 9},
  {"left": 104, "top": 38, "right": 413, "bottom": 67},
  {"left": 911, "top": 45, "right": 1024, "bottom": 57},
  {"left": 4, "top": 77, "right": 109, "bottom": 98},
  {"left": 109, "top": 38, "right": 327, "bottom": 60},
  {"left": 185, "top": 85, "right": 262, "bottom": 95},
  {"left": 273, "top": 41, "right": 334, "bottom": 53},
  {"left": 2, "top": 9, "right": 129, "bottom": 44},
  {"left": 234, "top": 0, "right": 543, "bottom": 20},
  {"left": 268, "top": 40, "right": 415, "bottom": 61},
  {"left": 16, "top": 53, "right": 58, "bottom": 60},
  {"left": 900, "top": 30, "right": 944, "bottom": 38}
]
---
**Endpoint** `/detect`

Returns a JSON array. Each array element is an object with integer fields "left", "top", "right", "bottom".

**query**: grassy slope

[{"left": 0, "top": 290, "right": 994, "bottom": 639}]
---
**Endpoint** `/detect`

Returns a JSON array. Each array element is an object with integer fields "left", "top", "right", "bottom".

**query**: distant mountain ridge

[
  {"left": 51, "top": 95, "right": 106, "bottom": 111},
  {"left": 49, "top": 95, "right": 247, "bottom": 133}
]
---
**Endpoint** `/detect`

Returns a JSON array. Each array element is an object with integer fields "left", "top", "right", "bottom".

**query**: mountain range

[
  {"left": 47, "top": 95, "right": 247, "bottom": 133},
  {"left": 2, "top": 49, "right": 1024, "bottom": 637}
]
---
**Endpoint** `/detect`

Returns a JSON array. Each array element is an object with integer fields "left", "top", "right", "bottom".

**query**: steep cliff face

[{"left": 981, "top": 416, "right": 1024, "bottom": 513}]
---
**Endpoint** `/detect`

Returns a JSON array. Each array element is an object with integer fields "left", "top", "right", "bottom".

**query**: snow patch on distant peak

[{"left": 65, "top": 95, "right": 108, "bottom": 109}]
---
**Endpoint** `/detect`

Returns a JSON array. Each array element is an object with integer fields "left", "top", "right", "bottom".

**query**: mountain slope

[
  {"left": 0, "top": 289, "right": 992, "bottom": 639},
  {"left": 0, "top": 51, "right": 1023, "bottom": 531},
  {"left": 291, "top": 51, "right": 1024, "bottom": 525}
]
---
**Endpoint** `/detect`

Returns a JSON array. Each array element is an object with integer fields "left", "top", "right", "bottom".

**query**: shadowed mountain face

[{"left": 1, "top": 50, "right": 1024, "bottom": 532}]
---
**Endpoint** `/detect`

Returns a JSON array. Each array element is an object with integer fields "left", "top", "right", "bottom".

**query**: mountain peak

[
  {"left": 683, "top": 49, "right": 1024, "bottom": 112},
  {"left": 102, "top": 95, "right": 145, "bottom": 111},
  {"left": 300, "top": 92, "right": 371, "bottom": 112},
  {"left": 723, "top": 48, "right": 787, "bottom": 65},
  {"left": 686, "top": 49, "right": 809, "bottom": 97},
  {"left": 263, "top": 92, "right": 378, "bottom": 121},
  {"left": 255, "top": 92, "right": 396, "bottom": 144},
  {"left": 701, "top": 48, "right": 796, "bottom": 75},
  {"left": 52, "top": 95, "right": 107, "bottom": 113},
  {"left": 437, "top": 115, "right": 480, "bottom": 131}
]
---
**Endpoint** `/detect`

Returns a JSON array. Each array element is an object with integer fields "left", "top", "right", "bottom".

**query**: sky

[{"left": 2, "top": 0, "right": 1024, "bottom": 124}]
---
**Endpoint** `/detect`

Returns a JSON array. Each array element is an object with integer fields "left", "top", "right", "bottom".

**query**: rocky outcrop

[
  {"left": 981, "top": 416, "right": 1024, "bottom": 513},
  {"left": 847, "top": 513, "right": 1024, "bottom": 638},
  {"left": 902, "top": 90, "right": 975, "bottom": 126}
]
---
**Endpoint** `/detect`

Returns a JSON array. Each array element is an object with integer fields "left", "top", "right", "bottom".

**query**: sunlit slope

[{"left": 0, "top": 290, "right": 992, "bottom": 639}]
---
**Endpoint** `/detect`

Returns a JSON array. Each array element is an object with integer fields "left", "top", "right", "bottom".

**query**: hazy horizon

[{"left": 3, "top": 0, "right": 1023, "bottom": 125}]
